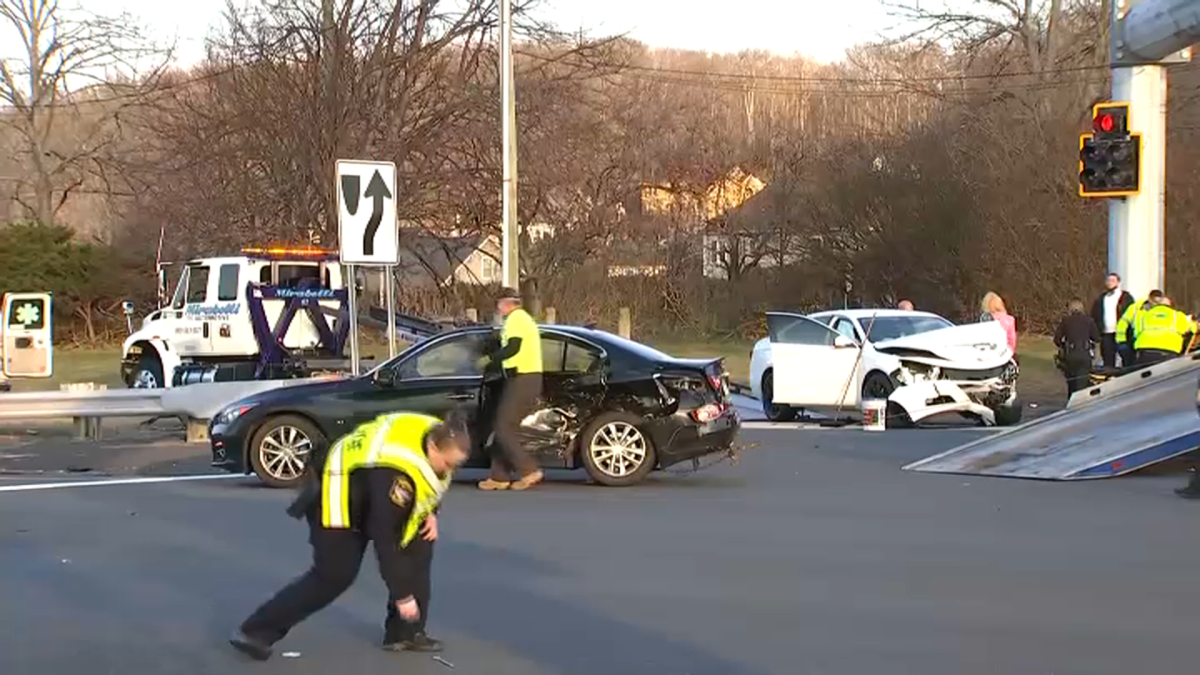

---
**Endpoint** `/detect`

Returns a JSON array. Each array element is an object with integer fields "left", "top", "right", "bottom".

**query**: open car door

[
  {"left": 765, "top": 312, "right": 862, "bottom": 407},
  {"left": 3, "top": 292, "right": 53, "bottom": 378}
]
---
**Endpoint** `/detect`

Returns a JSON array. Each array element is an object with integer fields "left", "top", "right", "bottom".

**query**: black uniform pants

[
  {"left": 240, "top": 523, "right": 434, "bottom": 645},
  {"left": 489, "top": 372, "right": 542, "bottom": 479},
  {"left": 1136, "top": 348, "right": 1176, "bottom": 366},
  {"left": 1061, "top": 353, "right": 1092, "bottom": 396},
  {"left": 1100, "top": 333, "right": 1119, "bottom": 368}
]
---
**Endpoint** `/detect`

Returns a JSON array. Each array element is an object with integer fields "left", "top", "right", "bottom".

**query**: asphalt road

[{"left": 2, "top": 427, "right": 1197, "bottom": 675}]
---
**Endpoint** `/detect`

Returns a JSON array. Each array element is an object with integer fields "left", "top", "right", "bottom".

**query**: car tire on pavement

[
  {"left": 993, "top": 400, "right": 1023, "bottom": 426},
  {"left": 761, "top": 369, "right": 798, "bottom": 422},
  {"left": 579, "top": 411, "right": 657, "bottom": 487},
  {"left": 249, "top": 415, "right": 325, "bottom": 489},
  {"left": 861, "top": 371, "right": 912, "bottom": 428},
  {"left": 131, "top": 354, "right": 165, "bottom": 389}
]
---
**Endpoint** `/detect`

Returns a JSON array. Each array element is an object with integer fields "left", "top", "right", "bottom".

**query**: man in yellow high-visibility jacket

[
  {"left": 1115, "top": 292, "right": 1155, "bottom": 366},
  {"left": 1119, "top": 290, "right": 1197, "bottom": 366},
  {"left": 478, "top": 287, "right": 545, "bottom": 491},
  {"left": 230, "top": 411, "right": 470, "bottom": 661}
]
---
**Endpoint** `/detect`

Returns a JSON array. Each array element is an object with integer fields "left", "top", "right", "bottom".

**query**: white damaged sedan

[{"left": 748, "top": 309, "right": 1021, "bottom": 426}]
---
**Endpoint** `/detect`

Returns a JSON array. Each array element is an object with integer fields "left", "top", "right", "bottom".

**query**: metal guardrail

[
  {"left": 0, "top": 388, "right": 165, "bottom": 420},
  {"left": 0, "top": 378, "right": 328, "bottom": 442}
]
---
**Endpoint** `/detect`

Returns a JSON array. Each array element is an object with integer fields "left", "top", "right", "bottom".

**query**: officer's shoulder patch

[{"left": 389, "top": 475, "right": 414, "bottom": 507}]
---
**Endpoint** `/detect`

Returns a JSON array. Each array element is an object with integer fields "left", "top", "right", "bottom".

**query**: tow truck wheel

[
  {"left": 249, "top": 415, "right": 325, "bottom": 489},
  {"left": 130, "top": 354, "right": 164, "bottom": 389}
]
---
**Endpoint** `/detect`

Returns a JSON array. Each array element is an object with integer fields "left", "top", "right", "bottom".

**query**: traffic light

[
  {"left": 1091, "top": 103, "right": 1129, "bottom": 138},
  {"left": 1079, "top": 101, "right": 1141, "bottom": 198}
]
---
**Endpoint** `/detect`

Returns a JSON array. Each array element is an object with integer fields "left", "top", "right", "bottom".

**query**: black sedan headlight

[{"left": 213, "top": 403, "right": 256, "bottom": 426}]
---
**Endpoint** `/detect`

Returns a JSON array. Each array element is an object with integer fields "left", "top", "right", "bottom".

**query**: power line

[
  {"left": 618, "top": 69, "right": 1106, "bottom": 97},
  {"left": 0, "top": 62, "right": 243, "bottom": 112},
  {"left": 514, "top": 48, "right": 1117, "bottom": 84}
]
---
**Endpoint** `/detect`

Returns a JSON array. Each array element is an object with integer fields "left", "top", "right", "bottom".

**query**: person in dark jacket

[
  {"left": 1055, "top": 299, "right": 1101, "bottom": 396},
  {"left": 1090, "top": 272, "right": 1134, "bottom": 368}
]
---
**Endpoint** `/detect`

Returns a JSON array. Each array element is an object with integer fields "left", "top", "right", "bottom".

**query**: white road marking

[
  {"left": 0, "top": 473, "right": 245, "bottom": 493},
  {"left": 741, "top": 421, "right": 1007, "bottom": 432}
]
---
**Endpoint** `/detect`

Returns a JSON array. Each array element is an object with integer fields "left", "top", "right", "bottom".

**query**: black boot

[
  {"left": 229, "top": 630, "right": 273, "bottom": 661},
  {"left": 383, "top": 631, "right": 444, "bottom": 653},
  {"left": 1174, "top": 470, "right": 1200, "bottom": 499}
]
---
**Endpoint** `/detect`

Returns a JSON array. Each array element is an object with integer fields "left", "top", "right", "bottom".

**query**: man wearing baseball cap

[{"left": 478, "top": 287, "right": 545, "bottom": 490}]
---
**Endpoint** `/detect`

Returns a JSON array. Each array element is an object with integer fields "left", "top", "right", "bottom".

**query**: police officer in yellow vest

[
  {"left": 478, "top": 287, "right": 545, "bottom": 491},
  {"left": 230, "top": 411, "right": 469, "bottom": 661},
  {"left": 1115, "top": 289, "right": 1197, "bottom": 366}
]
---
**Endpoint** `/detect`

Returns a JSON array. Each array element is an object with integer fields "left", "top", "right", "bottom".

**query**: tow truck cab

[{"left": 121, "top": 248, "right": 348, "bottom": 388}]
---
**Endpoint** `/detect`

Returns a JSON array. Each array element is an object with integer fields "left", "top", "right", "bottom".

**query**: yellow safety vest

[
  {"left": 501, "top": 308, "right": 542, "bottom": 374},
  {"left": 320, "top": 412, "right": 452, "bottom": 547},
  {"left": 1132, "top": 304, "right": 1197, "bottom": 353},
  {"left": 1114, "top": 301, "right": 1147, "bottom": 345}
]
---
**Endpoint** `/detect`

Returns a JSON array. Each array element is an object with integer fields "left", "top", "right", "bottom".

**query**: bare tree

[{"left": 0, "top": 0, "right": 169, "bottom": 225}]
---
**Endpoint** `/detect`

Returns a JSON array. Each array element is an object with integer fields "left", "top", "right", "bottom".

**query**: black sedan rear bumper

[{"left": 654, "top": 407, "right": 740, "bottom": 469}]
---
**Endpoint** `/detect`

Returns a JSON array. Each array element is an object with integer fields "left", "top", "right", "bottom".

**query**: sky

[{"left": 7, "top": 0, "right": 897, "bottom": 68}]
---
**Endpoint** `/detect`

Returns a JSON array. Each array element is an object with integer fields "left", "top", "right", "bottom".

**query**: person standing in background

[
  {"left": 477, "top": 287, "right": 545, "bottom": 491},
  {"left": 1090, "top": 273, "right": 1134, "bottom": 368},
  {"left": 1054, "top": 299, "right": 1101, "bottom": 396},
  {"left": 980, "top": 292, "right": 1018, "bottom": 354},
  {"left": 897, "top": 299, "right": 914, "bottom": 311}
]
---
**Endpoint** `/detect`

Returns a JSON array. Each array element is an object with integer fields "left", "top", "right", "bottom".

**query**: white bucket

[{"left": 861, "top": 399, "right": 886, "bottom": 431}]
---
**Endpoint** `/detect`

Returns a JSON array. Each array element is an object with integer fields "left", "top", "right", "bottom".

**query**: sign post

[
  {"left": 385, "top": 264, "right": 397, "bottom": 358},
  {"left": 336, "top": 159, "right": 399, "bottom": 375}
]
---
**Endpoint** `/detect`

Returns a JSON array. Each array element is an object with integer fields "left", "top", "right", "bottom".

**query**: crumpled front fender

[{"left": 886, "top": 381, "right": 998, "bottom": 425}]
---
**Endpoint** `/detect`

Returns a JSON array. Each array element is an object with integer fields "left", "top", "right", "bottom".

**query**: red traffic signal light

[{"left": 1090, "top": 102, "right": 1130, "bottom": 139}]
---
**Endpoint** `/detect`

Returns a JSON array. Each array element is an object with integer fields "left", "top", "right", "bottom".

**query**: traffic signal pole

[
  {"left": 1107, "top": 66, "right": 1167, "bottom": 299},
  {"left": 1106, "top": 0, "right": 1200, "bottom": 299}
]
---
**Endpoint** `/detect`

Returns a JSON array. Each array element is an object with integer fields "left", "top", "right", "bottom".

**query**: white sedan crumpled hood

[{"left": 873, "top": 321, "right": 1013, "bottom": 368}]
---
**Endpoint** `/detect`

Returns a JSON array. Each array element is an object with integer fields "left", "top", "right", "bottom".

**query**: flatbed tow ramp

[{"left": 904, "top": 353, "right": 1200, "bottom": 480}]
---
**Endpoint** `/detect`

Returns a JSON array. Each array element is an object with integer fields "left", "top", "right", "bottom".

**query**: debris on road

[
  {"left": 433, "top": 655, "right": 455, "bottom": 668},
  {"left": 281, "top": 651, "right": 301, "bottom": 658}
]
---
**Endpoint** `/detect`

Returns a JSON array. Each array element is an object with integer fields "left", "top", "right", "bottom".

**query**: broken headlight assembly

[{"left": 895, "top": 363, "right": 939, "bottom": 385}]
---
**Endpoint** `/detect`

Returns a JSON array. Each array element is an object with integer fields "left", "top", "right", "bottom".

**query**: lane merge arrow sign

[
  {"left": 336, "top": 159, "right": 398, "bottom": 266},
  {"left": 362, "top": 170, "right": 393, "bottom": 256}
]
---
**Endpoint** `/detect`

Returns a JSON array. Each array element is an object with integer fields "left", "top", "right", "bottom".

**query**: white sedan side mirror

[{"left": 833, "top": 335, "right": 856, "bottom": 348}]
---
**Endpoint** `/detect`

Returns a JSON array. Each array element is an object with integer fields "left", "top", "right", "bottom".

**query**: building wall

[{"left": 451, "top": 235, "right": 502, "bottom": 285}]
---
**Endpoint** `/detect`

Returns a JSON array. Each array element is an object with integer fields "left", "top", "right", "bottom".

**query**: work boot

[
  {"left": 383, "top": 631, "right": 444, "bottom": 653},
  {"left": 1175, "top": 470, "right": 1200, "bottom": 499},
  {"left": 511, "top": 470, "right": 544, "bottom": 491},
  {"left": 477, "top": 478, "right": 510, "bottom": 491},
  {"left": 229, "top": 630, "right": 273, "bottom": 661}
]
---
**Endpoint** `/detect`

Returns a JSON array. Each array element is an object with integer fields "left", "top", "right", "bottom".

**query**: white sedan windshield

[{"left": 863, "top": 316, "right": 953, "bottom": 342}]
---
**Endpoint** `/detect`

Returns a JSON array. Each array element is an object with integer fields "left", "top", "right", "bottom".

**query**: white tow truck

[{"left": 121, "top": 247, "right": 352, "bottom": 388}]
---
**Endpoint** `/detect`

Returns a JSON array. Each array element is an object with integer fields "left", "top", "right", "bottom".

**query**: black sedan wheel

[
  {"left": 249, "top": 415, "right": 325, "bottom": 488},
  {"left": 580, "top": 412, "right": 657, "bottom": 487}
]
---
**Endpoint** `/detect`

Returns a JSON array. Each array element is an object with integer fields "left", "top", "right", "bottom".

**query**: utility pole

[
  {"left": 500, "top": 0, "right": 520, "bottom": 291},
  {"left": 322, "top": 0, "right": 360, "bottom": 373},
  {"left": 1107, "top": 0, "right": 1200, "bottom": 299}
]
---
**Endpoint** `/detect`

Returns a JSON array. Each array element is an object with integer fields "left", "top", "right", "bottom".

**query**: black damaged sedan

[{"left": 210, "top": 324, "right": 740, "bottom": 488}]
